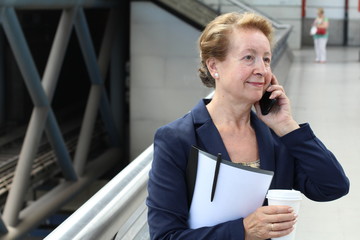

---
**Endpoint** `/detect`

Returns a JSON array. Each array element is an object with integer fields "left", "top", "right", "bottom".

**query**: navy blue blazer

[{"left": 147, "top": 99, "right": 349, "bottom": 240}]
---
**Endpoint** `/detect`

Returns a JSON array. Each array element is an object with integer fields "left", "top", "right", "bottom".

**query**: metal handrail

[
  {"left": 44, "top": 145, "right": 153, "bottom": 240},
  {"left": 227, "top": 0, "right": 293, "bottom": 67},
  {"left": 226, "top": 0, "right": 288, "bottom": 28},
  {"left": 196, "top": 0, "right": 292, "bottom": 67}
]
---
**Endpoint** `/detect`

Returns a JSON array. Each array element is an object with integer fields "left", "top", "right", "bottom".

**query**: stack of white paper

[{"left": 188, "top": 147, "right": 273, "bottom": 229}]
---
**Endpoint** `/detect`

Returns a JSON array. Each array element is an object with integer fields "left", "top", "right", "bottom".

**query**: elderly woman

[{"left": 147, "top": 12, "right": 349, "bottom": 240}]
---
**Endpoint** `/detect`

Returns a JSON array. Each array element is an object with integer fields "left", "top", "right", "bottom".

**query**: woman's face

[{"left": 212, "top": 28, "right": 272, "bottom": 104}]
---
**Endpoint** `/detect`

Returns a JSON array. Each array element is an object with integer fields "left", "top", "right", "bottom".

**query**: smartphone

[{"left": 259, "top": 91, "right": 277, "bottom": 115}]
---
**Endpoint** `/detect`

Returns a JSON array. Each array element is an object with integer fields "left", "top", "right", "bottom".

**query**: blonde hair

[
  {"left": 318, "top": 8, "right": 324, "bottom": 15},
  {"left": 198, "top": 12, "right": 274, "bottom": 88}
]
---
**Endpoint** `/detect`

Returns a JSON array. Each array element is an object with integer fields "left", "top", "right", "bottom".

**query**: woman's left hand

[{"left": 254, "top": 74, "right": 300, "bottom": 136}]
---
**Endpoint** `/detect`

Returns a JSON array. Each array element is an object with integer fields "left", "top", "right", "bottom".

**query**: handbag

[
  {"left": 310, "top": 26, "right": 317, "bottom": 36},
  {"left": 316, "top": 27, "right": 327, "bottom": 35}
]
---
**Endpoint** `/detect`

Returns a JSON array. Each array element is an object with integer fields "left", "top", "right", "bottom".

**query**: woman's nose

[{"left": 253, "top": 59, "right": 267, "bottom": 77}]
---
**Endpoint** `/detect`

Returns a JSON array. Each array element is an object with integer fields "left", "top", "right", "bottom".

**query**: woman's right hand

[{"left": 243, "top": 205, "right": 297, "bottom": 240}]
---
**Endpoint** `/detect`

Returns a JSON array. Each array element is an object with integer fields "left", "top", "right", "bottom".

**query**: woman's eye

[
  {"left": 264, "top": 57, "right": 271, "bottom": 64},
  {"left": 244, "top": 55, "right": 253, "bottom": 61}
]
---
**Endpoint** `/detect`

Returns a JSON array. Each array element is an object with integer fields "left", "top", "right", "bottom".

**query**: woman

[
  {"left": 147, "top": 12, "right": 349, "bottom": 240},
  {"left": 313, "top": 8, "right": 329, "bottom": 63}
]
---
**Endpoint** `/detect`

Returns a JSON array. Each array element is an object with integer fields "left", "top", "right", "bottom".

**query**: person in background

[
  {"left": 147, "top": 12, "right": 349, "bottom": 240},
  {"left": 312, "top": 8, "right": 329, "bottom": 63}
]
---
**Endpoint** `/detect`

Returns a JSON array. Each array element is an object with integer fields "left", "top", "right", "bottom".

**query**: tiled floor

[{"left": 284, "top": 46, "right": 360, "bottom": 240}]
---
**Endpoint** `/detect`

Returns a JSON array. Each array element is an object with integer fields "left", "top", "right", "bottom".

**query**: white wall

[
  {"left": 305, "top": 0, "right": 344, "bottom": 19},
  {"left": 130, "top": 2, "right": 211, "bottom": 159}
]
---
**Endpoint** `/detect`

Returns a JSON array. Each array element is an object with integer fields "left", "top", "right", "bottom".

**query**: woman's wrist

[
  {"left": 273, "top": 120, "right": 300, "bottom": 137},
  {"left": 243, "top": 218, "right": 253, "bottom": 240}
]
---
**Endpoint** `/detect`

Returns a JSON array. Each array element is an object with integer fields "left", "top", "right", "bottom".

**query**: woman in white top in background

[{"left": 312, "top": 8, "right": 329, "bottom": 63}]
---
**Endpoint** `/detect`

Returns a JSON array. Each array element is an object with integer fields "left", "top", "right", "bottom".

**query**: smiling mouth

[{"left": 247, "top": 82, "right": 264, "bottom": 87}]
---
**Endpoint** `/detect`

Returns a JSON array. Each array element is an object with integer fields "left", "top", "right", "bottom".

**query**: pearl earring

[{"left": 214, "top": 73, "right": 219, "bottom": 78}]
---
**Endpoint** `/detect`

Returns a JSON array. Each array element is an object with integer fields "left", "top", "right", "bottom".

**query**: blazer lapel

[
  {"left": 190, "top": 100, "right": 230, "bottom": 161},
  {"left": 190, "top": 100, "right": 276, "bottom": 171}
]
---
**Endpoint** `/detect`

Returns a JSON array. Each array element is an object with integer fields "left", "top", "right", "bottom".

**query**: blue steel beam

[
  {"left": 0, "top": 0, "right": 120, "bottom": 237},
  {"left": 45, "top": 111, "right": 77, "bottom": 181},
  {"left": 42, "top": 8, "right": 79, "bottom": 181},
  {"left": 98, "top": 9, "right": 121, "bottom": 147},
  {"left": 2, "top": 7, "right": 78, "bottom": 181},
  {"left": 75, "top": 9, "right": 120, "bottom": 142},
  {"left": 73, "top": 8, "right": 120, "bottom": 175},
  {"left": 3, "top": 6, "right": 78, "bottom": 180},
  {"left": 1, "top": 7, "right": 49, "bottom": 107},
  {"left": 3, "top": 108, "right": 49, "bottom": 226},
  {"left": 74, "top": 8, "right": 102, "bottom": 85},
  {"left": 1, "top": 7, "right": 51, "bottom": 226},
  {"left": 0, "top": 0, "right": 119, "bottom": 8},
  {"left": 1, "top": 7, "right": 77, "bottom": 226}
]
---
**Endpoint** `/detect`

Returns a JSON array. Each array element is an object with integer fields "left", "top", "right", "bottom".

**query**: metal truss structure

[{"left": 0, "top": 1, "right": 122, "bottom": 239}]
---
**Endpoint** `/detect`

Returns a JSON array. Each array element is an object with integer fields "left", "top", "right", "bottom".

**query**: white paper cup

[{"left": 266, "top": 189, "right": 302, "bottom": 240}]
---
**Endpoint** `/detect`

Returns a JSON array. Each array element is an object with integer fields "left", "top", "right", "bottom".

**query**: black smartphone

[{"left": 259, "top": 91, "right": 277, "bottom": 115}]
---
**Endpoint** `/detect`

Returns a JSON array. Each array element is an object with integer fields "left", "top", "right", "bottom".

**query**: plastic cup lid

[{"left": 266, "top": 189, "right": 302, "bottom": 200}]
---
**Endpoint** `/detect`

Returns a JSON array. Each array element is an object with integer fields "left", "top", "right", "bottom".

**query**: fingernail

[{"left": 288, "top": 207, "right": 294, "bottom": 212}]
